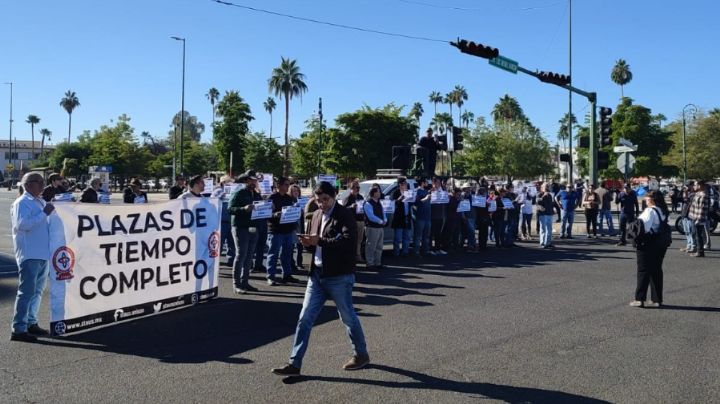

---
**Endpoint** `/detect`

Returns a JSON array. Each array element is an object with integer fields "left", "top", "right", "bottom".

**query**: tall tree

[
  {"left": 430, "top": 112, "right": 453, "bottom": 135},
  {"left": 169, "top": 111, "right": 205, "bottom": 143},
  {"left": 59, "top": 90, "right": 80, "bottom": 143},
  {"left": 408, "top": 102, "right": 424, "bottom": 138},
  {"left": 39, "top": 128, "right": 51, "bottom": 157},
  {"left": 244, "top": 132, "right": 283, "bottom": 176},
  {"left": 461, "top": 110, "right": 475, "bottom": 128},
  {"left": 428, "top": 91, "right": 443, "bottom": 116},
  {"left": 611, "top": 59, "right": 633, "bottom": 99},
  {"left": 268, "top": 57, "right": 308, "bottom": 176},
  {"left": 444, "top": 92, "right": 454, "bottom": 124},
  {"left": 557, "top": 112, "right": 578, "bottom": 149},
  {"left": 453, "top": 85, "right": 468, "bottom": 125},
  {"left": 213, "top": 90, "right": 254, "bottom": 174},
  {"left": 206, "top": 87, "right": 220, "bottom": 129},
  {"left": 26, "top": 115, "right": 40, "bottom": 157},
  {"left": 492, "top": 94, "right": 524, "bottom": 123},
  {"left": 263, "top": 97, "right": 277, "bottom": 137}
]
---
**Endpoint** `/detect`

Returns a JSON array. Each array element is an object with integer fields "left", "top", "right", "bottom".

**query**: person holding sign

[
  {"left": 342, "top": 180, "right": 366, "bottom": 262},
  {"left": 474, "top": 187, "right": 490, "bottom": 250},
  {"left": 412, "top": 178, "right": 432, "bottom": 256},
  {"left": 272, "top": 181, "right": 369, "bottom": 376},
  {"left": 536, "top": 183, "right": 556, "bottom": 249},
  {"left": 227, "top": 170, "right": 264, "bottom": 293},
  {"left": 266, "top": 177, "right": 300, "bottom": 285},
  {"left": 10, "top": 172, "right": 55, "bottom": 342},
  {"left": 364, "top": 187, "right": 386, "bottom": 269},
  {"left": 180, "top": 175, "right": 206, "bottom": 199},
  {"left": 391, "top": 177, "right": 413, "bottom": 257},
  {"left": 430, "top": 177, "right": 448, "bottom": 255},
  {"left": 123, "top": 178, "right": 148, "bottom": 204},
  {"left": 80, "top": 177, "right": 102, "bottom": 203}
]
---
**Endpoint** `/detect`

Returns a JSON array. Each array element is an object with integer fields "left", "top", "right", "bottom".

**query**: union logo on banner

[
  {"left": 208, "top": 231, "right": 220, "bottom": 258},
  {"left": 52, "top": 246, "right": 76, "bottom": 281}
]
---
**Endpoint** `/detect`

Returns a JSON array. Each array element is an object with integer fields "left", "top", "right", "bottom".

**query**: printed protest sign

[
  {"left": 381, "top": 199, "right": 395, "bottom": 214},
  {"left": 403, "top": 189, "right": 416, "bottom": 203},
  {"left": 355, "top": 200, "right": 365, "bottom": 214},
  {"left": 488, "top": 199, "right": 497, "bottom": 212},
  {"left": 431, "top": 190, "right": 449, "bottom": 204},
  {"left": 251, "top": 200, "right": 273, "bottom": 220},
  {"left": 501, "top": 198, "right": 514, "bottom": 209},
  {"left": 457, "top": 199, "right": 471, "bottom": 212},
  {"left": 48, "top": 198, "right": 220, "bottom": 336},
  {"left": 258, "top": 173, "right": 273, "bottom": 196},
  {"left": 317, "top": 174, "right": 337, "bottom": 185},
  {"left": 203, "top": 178, "right": 214, "bottom": 194},
  {"left": 280, "top": 206, "right": 302, "bottom": 224},
  {"left": 223, "top": 183, "right": 243, "bottom": 197},
  {"left": 296, "top": 196, "right": 309, "bottom": 208},
  {"left": 471, "top": 195, "right": 487, "bottom": 208}
]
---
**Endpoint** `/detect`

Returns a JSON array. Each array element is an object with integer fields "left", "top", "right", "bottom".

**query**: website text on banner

[{"left": 48, "top": 198, "right": 221, "bottom": 336}]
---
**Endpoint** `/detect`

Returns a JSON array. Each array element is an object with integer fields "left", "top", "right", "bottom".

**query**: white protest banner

[
  {"left": 203, "top": 178, "right": 214, "bottom": 194},
  {"left": 501, "top": 198, "right": 514, "bottom": 209},
  {"left": 430, "top": 190, "right": 449, "bottom": 204},
  {"left": 488, "top": 199, "right": 497, "bottom": 212},
  {"left": 251, "top": 200, "right": 273, "bottom": 220},
  {"left": 471, "top": 195, "right": 487, "bottom": 208},
  {"left": 317, "top": 174, "right": 337, "bottom": 185},
  {"left": 258, "top": 173, "right": 273, "bottom": 196},
  {"left": 457, "top": 199, "right": 471, "bottom": 212},
  {"left": 280, "top": 206, "right": 302, "bottom": 224},
  {"left": 403, "top": 189, "right": 416, "bottom": 203},
  {"left": 54, "top": 192, "right": 74, "bottom": 202},
  {"left": 48, "top": 198, "right": 221, "bottom": 336},
  {"left": 381, "top": 199, "right": 395, "bottom": 214},
  {"left": 355, "top": 200, "right": 365, "bottom": 214}
]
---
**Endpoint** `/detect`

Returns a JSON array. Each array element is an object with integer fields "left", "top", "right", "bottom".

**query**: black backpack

[{"left": 651, "top": 207, "right": 672, "bottom": 248}]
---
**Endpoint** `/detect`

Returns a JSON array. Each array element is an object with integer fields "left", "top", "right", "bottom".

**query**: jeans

[
  {"left": 521, "top": 213, "right": 533, "bottom": 237},
  {"left": 466, "top": 219, "right": 477, "bottom": 248},
  {"left": 414, "top": 219, "right": 430, "bottom": 255},
  {"left": 598, "top": 209, "right": 615, "bottom": 235},
  {"left": 254, "top": 220, "right": 268, "bottom": 270},
  {"left": 619, "top": 212, "right": 634, "bottom": 243},
  {"left": 266, "top": 232, "right": 295, "bottom": 280},
  {"left": 231, "top": 227, "right": 258, "bottom": 287},
  {"left": 683, "top": 217, "right": 696, "bottom": 250},
  {"left": 221, "top": 221, "right": 235, "bottom": 260},
  {"left": 393, "top": 227, "right": 412, "bottom": 256},
  {"left": 539, "top": 214, "right": 553, "bottom": 246},
  {"left": 12, "top": 259, "right": 49, "bottom": 333},
  {"left": 561, "top": 209, "right": 575, "bottom": 236},
  {"left": 585, "top": 209, "right": 598, "bottom": 236},
  {"left": 289, "top": 272, "right": 368, "bottom": 369}
]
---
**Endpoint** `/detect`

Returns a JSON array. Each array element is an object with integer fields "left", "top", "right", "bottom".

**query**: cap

[{"left": 238, "top": 170, "right": 258, "bottom": 181}]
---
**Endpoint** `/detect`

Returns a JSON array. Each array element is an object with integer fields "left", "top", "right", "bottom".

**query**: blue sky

[{"left": 1, "top": 0, "right": 717, "bottom": 147}]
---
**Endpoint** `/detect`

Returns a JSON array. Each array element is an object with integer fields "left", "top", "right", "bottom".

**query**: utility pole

[
  {"left": 567, "top": 0, "right": 573, "bottom": 185},
  {"left": 4, "top": 82, "right": 12, "bottom": 170},
  {"left": 318, "top": 97, "right": 323, "bottom": 177}
]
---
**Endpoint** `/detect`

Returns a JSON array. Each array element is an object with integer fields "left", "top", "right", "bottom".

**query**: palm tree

[
  {"left": 26, "top": 115, "right": 40, "bottom": 158},
  {"left": 263, "top": 97, "right": 277, "bottom": 137},
  {"left": 268, "top": 57, "right": 308, "bottom": 176},
  {"left": 453, "top": 85, "right": 468, "bottom": 125},
  {"left": 206, "top": 87, "right": 220, "bottom": 128},
  {"left": 59, "top": 90, "right": 80, "bottom": 143},
  {"left": 611, "top": 59, "right": 633, "bottom": 99},
  {"left": 409, "top": 102, "right": 424, "bottom": 138},
  {"left": 492, "top": 94, "right": 523, "bottom": 123},
  {"left": 428, "top": 91, "right": 443, "bottom": 116},
  {"left": 444, "top": 93, "right": 455, "bottom": 124},
  {"left": 461, "top": 110, "right": 475, "bottom": 128},
  {"left": 430, "top": 112, "right": 453, "bottom": 135},
  {"left": 39, "top": 128, "right": 51, "bottom": 158},
  {"left": 557, "top": 112, "right": 577, "bottom": 149}
]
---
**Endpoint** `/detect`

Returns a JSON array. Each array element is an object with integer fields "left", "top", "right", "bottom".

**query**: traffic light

[
  {"left": 578, "top": 136, "right": 589, "bottom": 148},
  {"left": 597, "top": 151, "right": 609, "bottom": 169},
  {"left": 437, "top": 134, "right": 448, "bottom": 151},
  {"left": 451, "top": 39, "right": 499, "bottom": 59},
  {"left": 599, "top": 107, "right": 613, "bottom": 147},
  {"left": 452, "top": 126, "right": 464, "bottom": 151},
  {"left": 537, "top": 71, "right": 571, "bottom": 86},
  {"left": 559, "top": 153, "right": 571, "bottom": 162}
]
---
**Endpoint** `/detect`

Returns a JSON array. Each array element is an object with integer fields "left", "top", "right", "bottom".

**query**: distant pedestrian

[
  {"left": 80, "top": 177, "right": 102, "bottom": 203},
  {"left": 596, "top": 181, "right": 615, "bottom": 236},
  {"left": 536, "top": 183, "right": 555, "bottom": 249},
  {"left": 168, "top": 175, "right": 186, "bottom": 200},
  {"left": 555, "top": 183, "right": 578, "bottom": 239},
  {"left": 688, "top": 181, "right": 710, "bottom": 257},
  {"left": 123, "top": 178, "right": 148, "bottom": 204},
  {"left": 630, "top": 190, "right": 669, "bottom": 308},
  {"left": 582, "top": 184, "right": 600, "bottom": 238},
  {"left": 228, "top": 170, "right": 263, "bottom": 294},
  {"left": 364, "top": 187, "right": 386, "bottom": 269},
  {"left": 616, "top": 184, "right": 639, "bottom": 246}
]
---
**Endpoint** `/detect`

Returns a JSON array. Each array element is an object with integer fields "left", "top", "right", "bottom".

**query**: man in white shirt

[{"left": 10, "top": 172, "right": 55, "bottom": 342}]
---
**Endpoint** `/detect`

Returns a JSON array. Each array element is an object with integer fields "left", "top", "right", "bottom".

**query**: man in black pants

[
  {"left": 430, "top": 177, "right": 447, "bottom": 255},
  {"left": 475, "top": 187, "right": 490, "bottom": 250},
  {"left": 616, "top": 184, "right": 639, "bottom": 246}
]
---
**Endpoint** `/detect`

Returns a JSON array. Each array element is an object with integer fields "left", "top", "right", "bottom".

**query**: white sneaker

[
  {"left": 428, "top": 251, "right": 437, "bottom": 256},
  {"left": 438, "top": 250, "right": 448, "bottom": 255}
]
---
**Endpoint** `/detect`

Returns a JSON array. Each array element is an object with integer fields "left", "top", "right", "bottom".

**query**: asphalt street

[{"left": 1, "top": 189, "right": 719, "bottom": 403}]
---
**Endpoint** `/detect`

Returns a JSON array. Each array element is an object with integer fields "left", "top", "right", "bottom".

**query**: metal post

[
  {"left": 171, "top": 126, "right": 177, "bottom": 183},
  {"left": 318, "top": 98, "right": 323, "bottom": 177},
  {"left": 171, "top": 36, "right": 186, "bottom": 176},
  {"left": 589, "top": 96, "right": 597, "bottom": 186},
  {"left": 4, "top": 82, "right": 12, "bottom": 170},
  {"left": 681, "top": 103, "right": 697, "bottom": 183},
  {"left": 567, "top": 0, "right": 573, "bottom": 185}
]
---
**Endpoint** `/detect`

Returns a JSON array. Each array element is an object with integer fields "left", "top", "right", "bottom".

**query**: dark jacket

[
  {"left": 123, "top": 189, "right": 148, "bottom": 204},
  {"left": 42, "top": 184, "right": 66, "bottom": 202},
  {"left": 616, "top": 190, "right": 639, "bottom": 217},
  {"left": 391, "top": 196, "right": 412, "bottom": 229},
  {"left": 268, "top": 193, "right": 297, "bottom": 234},
  {"left": 536, "top": 192, "right": 555, "bottom": 216},
  {"left": 80, "top": 187, "right": 99, "bottom": 203},
  {"left": 308, "top": 202, "right": 357, "bottom": 278},
  {"left": 169, "top": 184, "right": 184, "bottom": 200},
  {"left": 228, "top": 188, "right": 263, "bottom": 228},
  {"left": 342, "top": 192, "right": 365, "bottom": 222}
]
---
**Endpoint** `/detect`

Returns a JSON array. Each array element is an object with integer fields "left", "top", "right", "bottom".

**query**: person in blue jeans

[
  {"left": 555, "top": 184, "right": 578, "bottom": 239},
  {"left": 596, "top": 181, "right": 615, "bottom": 236},
  {"left": 10, "top": 172, "right": 55, "bottom": 342},
  {"left": 266, "top": 177, "right": 300, "bottom": 285},
  {"left": 391, "top": 177, "right": 413, "bottom": 256},
  {"left": 271, "top": 181, "right": 369, "bottom": 376},
  {"left": 615, "top": 184, "right": 640, "bottom": 246},
  {"left": 227, "top": 170, "right": 263, "bottom": 294},
  {"left": 413, "top": 179, "right": 431, "bottom": 256}
]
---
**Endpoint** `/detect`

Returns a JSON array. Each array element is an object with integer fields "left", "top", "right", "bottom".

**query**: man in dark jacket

[
  {"left": 168, "top": 176, "right": 186, "bottom": 200},
  {"left": 41, "top": 173, "right": 66, "bottom": 202},
  {"left": 227, "top": 170, "right": 263, "bottom": 293},
  {"left": 80, "top": 177, "right": 102, "bottom": 203},
  {"left": 272, "top": 181, "right": 369, "bottom": 376},
  {"left": 616, "top": 184, "right": 640, "bottom": 246}
]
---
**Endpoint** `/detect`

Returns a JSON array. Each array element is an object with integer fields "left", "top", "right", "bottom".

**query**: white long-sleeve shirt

[
  {"left": 11, "top": 193, "right": 51, "bottom": 265},
  {"left": 639, "top": 206, "right": 664, "bottom": 233}
]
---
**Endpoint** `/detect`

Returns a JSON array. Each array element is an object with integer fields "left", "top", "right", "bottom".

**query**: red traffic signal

[
  {"left": 451, "top": 39, "right": 499, "bottom": 60},
  {"left": 537, "top": 71, "right": 571, "bottom": 86}
]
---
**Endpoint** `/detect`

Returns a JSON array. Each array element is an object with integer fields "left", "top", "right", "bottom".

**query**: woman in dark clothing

[
  {"left": 630, "top": 190, "right": 669, "bottom": 308},
  {"left": 582, "top": 184, "right": 600, "bottom": 238}
]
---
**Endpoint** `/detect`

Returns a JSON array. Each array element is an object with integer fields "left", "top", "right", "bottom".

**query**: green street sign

[{"left": 489, "top": 55, "right": 518, "bottom": 74}]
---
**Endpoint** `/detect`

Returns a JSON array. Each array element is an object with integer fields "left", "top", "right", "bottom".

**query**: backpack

[{"left": 651, "top": 207, "right": 672, "bottom": 248}]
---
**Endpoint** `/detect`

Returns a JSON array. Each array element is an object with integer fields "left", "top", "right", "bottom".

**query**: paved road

[{"left": 0, "top": 214, "right": 719, "bottom": 403}]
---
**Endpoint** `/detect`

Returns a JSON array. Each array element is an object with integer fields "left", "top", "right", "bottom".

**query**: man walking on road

[
  {"left": 596, "top": 181, "right": 615, "bottom": 236},
  {"left": 616, "top": 184, "right": 640, "bottom": 246},
  {"left": 555, "top": 184, "right": 578, "bottom": 239},
  {"left": 10, "top": 172, "right": 55, "bottom": 342},
  {"left": 271, "top": 181, "right": 369, "bottom": 376}
]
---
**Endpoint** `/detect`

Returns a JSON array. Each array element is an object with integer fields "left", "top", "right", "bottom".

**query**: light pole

[
  {"left": 3, "top": 82, "right": 12, "bottom": 171},
  {"left": 681, "top": 103, "right": 697, "bottom": 184},
  {"left": 171, "top": 36, "right": 186, "bottom": 176}
]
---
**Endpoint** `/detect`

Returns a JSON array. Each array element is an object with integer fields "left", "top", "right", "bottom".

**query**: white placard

[
  {"left": 296, "top": 196, "right": 309, "bottom": 208},
  {"left": 250, "top": 200, "right": 273, "bottom": 220},
  {"left": 501, "top": 198, "right": 514, "bottom": 209},
  {"left": 203, "top": 178, "right": 214, "bottom": 194},
  {"left": 280, "top": 206, "right": 302, "bottom": 224},
  {"left": 381, "top": 199, "right": 395, "bottom": 214},
  {"left": 223, "top": 183, "right": 244, "bottom": 196},
  {"left": 258, "top": 173, "right": 273, "bottom": 196},
  {"left": 48, "top": 198, "right": 220, "bottom": 336},
  {"left": 457, "top": 199, "right": 471, "bottom": 212},
  {"left": 402, "top": 189, "right": 416, "bottom": 203},
  {"left": 472, "top": 195, "right": 487, "bottom": 208},
  {"left": 355, "top": 200, "right": 365, "bottom": 214},
  {"left": 134, "top": 195, "right": 147, "bottom": 204},
  {"left": 54, "top": 192, "right": 74, "bottom": 202},
  {"left": 488, "top": 200, "right": 497, "bottom": 212},
  {"left": 317, "top": 174, "right": 337, "bottom": 185},
  {"left": 430, "top": 190, "right": 449, "bottom": 204},
  {"left": 98, "top": 193, "right": 111, "bottom": 204}
]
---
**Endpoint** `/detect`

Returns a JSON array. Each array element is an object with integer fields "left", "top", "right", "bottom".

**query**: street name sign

[{"left": 489, "top": 56, "right": 518, "bottom": 74}]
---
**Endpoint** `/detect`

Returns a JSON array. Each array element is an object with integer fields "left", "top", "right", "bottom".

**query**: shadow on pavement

[
  {"left": 657, "top": 305, "right": 720, "bottom": 313},
  {"left": 283, "top": 363, "right": 610, "bottom": 403},
  {"left": 0, "top": 254, "right": 18, "bottom": 276}
]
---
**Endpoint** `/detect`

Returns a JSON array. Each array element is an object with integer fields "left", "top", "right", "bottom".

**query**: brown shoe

[{"left": 343, "top": 353, "right": 370, "bottom": 371}]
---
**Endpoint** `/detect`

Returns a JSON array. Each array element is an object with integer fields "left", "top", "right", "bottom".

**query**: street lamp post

[
  {"left": 171, "top": 36, "right": 186, "bottom": 176},
  {"left": 3, "top": 82, "right": 12, "bottom": 171},
  {"left": 681, "top": 103, "right": 697, "bottom": 184}
]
